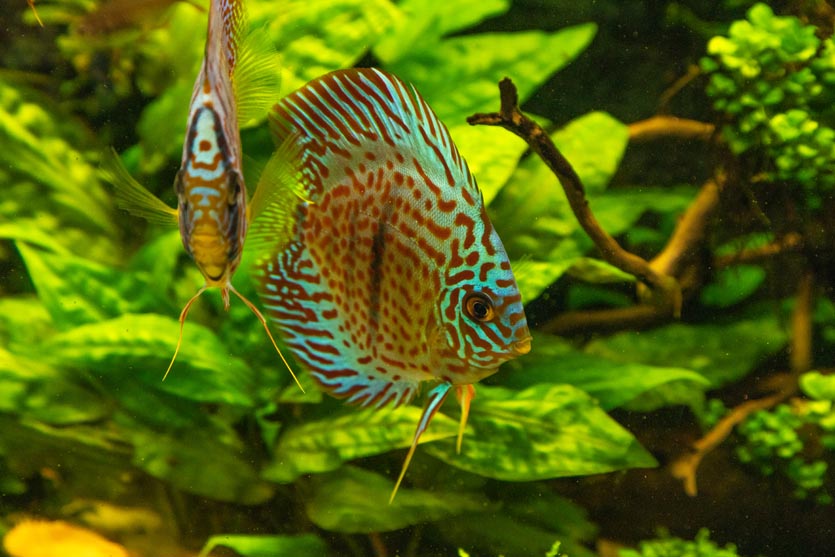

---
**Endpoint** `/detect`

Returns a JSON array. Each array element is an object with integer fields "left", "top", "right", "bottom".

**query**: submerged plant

[
  {"left": 736, "top": 371, "right": 835, "bottom": 504},
  {"left": 701, "top": 2, "right": 835, "bottom": 209},
  {"left": 619, "top": 529, "right": 747, "bottom": 557}
]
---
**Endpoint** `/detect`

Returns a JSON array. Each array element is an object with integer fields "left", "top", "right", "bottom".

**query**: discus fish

[
  {"left": 250, "top": 68, "right": 531, "bottom": 500},
  {"left": 103, "top": 0, "right": 302, "bottom": 390}
]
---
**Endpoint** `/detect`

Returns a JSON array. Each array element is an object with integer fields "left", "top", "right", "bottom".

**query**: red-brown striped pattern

[{"left": 256, "top": 69, "right": 530, "bottom": 408}]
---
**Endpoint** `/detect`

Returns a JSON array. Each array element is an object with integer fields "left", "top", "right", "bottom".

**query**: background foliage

[{"left": 1, "top": 1, "right": 834, "bottom": 556}]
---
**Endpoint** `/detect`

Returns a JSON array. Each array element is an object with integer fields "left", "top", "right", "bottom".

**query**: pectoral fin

[{"left": 100, "top": 148, "right": 178, "bottom": 226}]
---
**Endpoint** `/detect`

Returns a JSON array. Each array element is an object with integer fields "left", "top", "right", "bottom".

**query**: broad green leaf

[
  {"left": 800, "top": 371, "right": 835, "bottom": 401},
  {"left": 16, "top": 243, "right": 166, "bottom": 330},
  {"left": 264, "top": 406, "right": 457, "bottom": 483},
  {"left": 567, "top": 257, "right": 636, "bottom": 284},
  {"left": 0, "top": 415, "right": 133, "bottom": 497},
  {"left": 255, "top": 0, "right": 401, "bottom": 94},
  {"left": 199, "top": 534, "right": 328, "bottom": 557},
  {"left": 426, "top": 384, "right": 657, "bottom": 480},
  {"left": 44, "top": 314, "right": 261, "bottom": 407},
  {"left": 450, "top": 123, "right": 529, "bottom": 206},
  {"left": 439, "top": 485, "right": 596, "bottom": 557},
  {"left": 585, "top": 317, "right": 788, "bottom": 387},
  {"left": 0, "top": 79, "right": 119, "bottom": 262},
  {"left": 374, "top": 0, "right": 510, "bottom": 63},
  {"left": 592, "top": 186, "right": 699, "bottom": 238},
  {"left": 700, "top": 265, "right": 767, "bottom": 307},
  {"left": 306, "top": 466, "right": 486, "bottom": 533},
  {"left": 500, "top": 334, "right": 709, "bottom": 410},
  {"left": 491, "top": 112, "right": 628, "bottom": 261},
  {"left": 0, "top": 349, "right": 108, "bottom": 425},
  {"left": 124, "top": 419, "right": 274, "bottom": 505},
  {"left": 388, "top": 25, "right": 597, "bottom": 122},
  {"left": 512, "top": 258, "right": 577, "bottom": 305},
  {"left": 0, "top": 296, "right": 53, "bottom": 349}
]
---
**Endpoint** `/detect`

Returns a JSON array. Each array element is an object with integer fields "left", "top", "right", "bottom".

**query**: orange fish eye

[{"left": 463, "top": 292, "right": 495, "bottom": 322}]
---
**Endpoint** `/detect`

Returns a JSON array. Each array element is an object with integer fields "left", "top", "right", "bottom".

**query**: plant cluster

[
  {"left": 701, "top": 3, "right": 835, "bottom": 209},
  {"left": 618, "top": 529, "right": 744, "bottom": 557},
  {"left": 736, "top": 372, "right": 835, "bottom": 504}
]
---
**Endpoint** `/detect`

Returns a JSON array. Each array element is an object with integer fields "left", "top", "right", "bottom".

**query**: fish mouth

[{"left": 511, "top": 336, "right": 532, "bottom": 356}]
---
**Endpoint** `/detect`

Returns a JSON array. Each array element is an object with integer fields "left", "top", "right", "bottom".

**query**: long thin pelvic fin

[
  {"left": 163, "top": 285, "right": 208, "bottom": 381},
  {"left": 455, "top": 384, "right": 476, "bottom": 454},
  {"left": 229, "top": 284, "right": 305, "bottom": 393},
  {"left": 390, "top": 382, "right": 453, "bottom": 503}
]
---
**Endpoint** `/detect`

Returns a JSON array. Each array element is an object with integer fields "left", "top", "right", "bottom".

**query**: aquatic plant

[
  {"left": 2, "top": 1, "right": 835, "bottom": 556},
  {"left": 619, "top": 529, "right": 746, "bottom": 557},
  {"left": 701, "top": 3, "right": 835, "bottom": 209}
]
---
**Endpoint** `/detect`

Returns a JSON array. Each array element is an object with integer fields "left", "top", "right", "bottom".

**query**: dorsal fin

[
  {"left": 233, "top": 23, "right": 282, "bottom": 127},
  {"left": 270, "top": 68, "right": 477, "bottom": 201}
]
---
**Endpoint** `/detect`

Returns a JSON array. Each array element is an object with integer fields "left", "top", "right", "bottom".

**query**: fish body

[
  {"left": 252, "top": 68, "right": 531, "bottom": 497},
  {"left": 102, "top": 0, "right": 300, "bottom": 388},
  {"left": 175, "top": 0, "right": 246, "bottom": 306}
]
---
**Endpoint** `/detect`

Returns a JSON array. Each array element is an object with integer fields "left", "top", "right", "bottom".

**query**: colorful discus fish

[
  {"left": 102, "top": 0, "right": 302, "bottom": 390},
  {"left": 250, "top": 68, "right": 531, "bottom": 500}
]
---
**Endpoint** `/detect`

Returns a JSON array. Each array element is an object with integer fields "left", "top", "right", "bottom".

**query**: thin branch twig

[
  {"left": 714, "top": 232, "right": 804, "bottom": 269},
  {"left": 469, "top": 78, "right": 680, "bottom": 313},
  {"left": 628, "top": 116, "right": 715, "bottom": 143},
  {"left": 670, "top": 270, "right": 814, "bottom": 496}
]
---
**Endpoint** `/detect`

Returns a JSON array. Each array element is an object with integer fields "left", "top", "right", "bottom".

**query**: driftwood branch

[
  {"left": 469, "top": 78, "right": 680, "bottom": 314},
  {"left": 714, "top": 232, "right": 804, "bottom": 269},
  {"left": 670, "top": 270, "right": 814, "bottom": 496},
  {"left": 628, "top": 116, "right": 715, "bottom": 143}
]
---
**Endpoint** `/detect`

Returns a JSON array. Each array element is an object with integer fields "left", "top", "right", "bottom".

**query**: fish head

[{"left": 431, "top": 216, "right": 531, "bottom": 383}]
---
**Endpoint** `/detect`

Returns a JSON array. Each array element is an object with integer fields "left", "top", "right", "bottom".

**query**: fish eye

[{"left": 463, "top": 292, "right": 495, "bottom": 322}]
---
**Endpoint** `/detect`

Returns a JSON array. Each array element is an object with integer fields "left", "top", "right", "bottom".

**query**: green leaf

[
  {"left": 264, "top": 406, "right": 457, "bottom": 483},
  {"left": 567, "top": 257, "right": 636, "bottom": 284},
  {"left": 426, "top": 384, "right": 657, "bottom": 480},
  {"left": 0, "top": 79, "right": 119, "bottom": 262},
  {"left": 591, "top": 186, "right": 699, "bottom": 238},
  {"left": 800, "top": 371, "right": 835, "bottom": 401},
  {"left": 124, "top": 418, "right": 274, "bottom": 505},
  {"left": 701, "top": 265, "right": 767, "bottom": 307},
  {"left": 451, "top": 123, "right": 529, "bottom": 206},
  {"left": 374, "top": 0, "right": 510, "bottom": 64},
  {"left": 305, "top": 466, "right": 486, "bottom": 533},
  {"left": 440, "top": 484, "right": 596, "bottom": 557},
  {"left": 255, "top": 0, "right": 401, "bottom": 95},
  {"left": 491, "top": 112, "right": 628, "bottom": 262},
  {"left": 585, "top": 317, "right": 788, "bottom": 388},
  {"left": 512, "top": 259, "right": 577, "bottom": 305},
  {"left": 16, "top": 243, "right": 166, "bottom": 330},
  {"left": 0, "top": 349, "right": 108, "bottom": 425},
  {"left": 388, "top": 25, "right": 597, "bottom": 122},
  {"left": 0, "top": 296, "right": 53, "bottom": 350},
  {"left": 500, "top": 334, "right": 709, "bottom": 410},
  {"left": 44, "top": 314, "right": 262, "bottom": 407},
  {"left": 199, "top": 534, "right": 328, "bottom": 557}
]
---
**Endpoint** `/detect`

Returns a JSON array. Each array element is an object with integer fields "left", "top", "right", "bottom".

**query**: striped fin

[
  {"left": 100, "top": 149, "right": 178, "bottom": 226},
  {"left": 270, "top": 68, "right": 477, "bottom": 200},
  {"left": 212, "top": 0, "right": 245, "bottom": 75},
  {"left": 246, "top": 136, "right": 309, "bottom": 260},
  {"left": 390, "top": 382, "right": 452, "bottom": 502},
  {"left": 233, "top": 23, "right": 282, "bottom": 127}
]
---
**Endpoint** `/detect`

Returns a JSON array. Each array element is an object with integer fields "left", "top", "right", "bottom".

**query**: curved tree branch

[
  {"left": 670, "top": 270, "right": 813, "bottom": 496},
  {"left": 628, "top": 116, "right": 715, "bottom": 143},
  {"left": 469, "top": 78, "right": 680, "bottom": 314}
]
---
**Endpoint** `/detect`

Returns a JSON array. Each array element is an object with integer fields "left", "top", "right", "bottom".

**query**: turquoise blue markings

[{"left": 252, "top": 68, "right": 531, "bottom": 500}]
